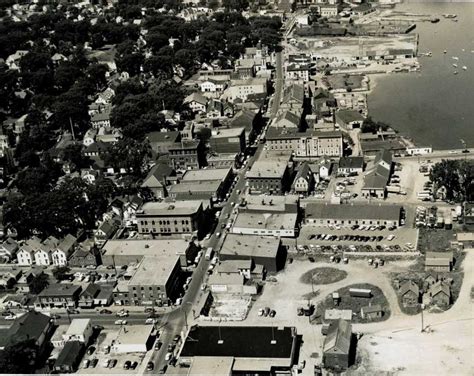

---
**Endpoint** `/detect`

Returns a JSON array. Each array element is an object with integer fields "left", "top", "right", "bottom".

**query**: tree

[
  {"left": 429, "top": 159, "right": 474, "bottom": 202},
  {"left": 103, "top": 137, "right": 151, "bottom": 177},
  {"left": 29, "top": 273, "right": 49, "bottom": 294},
  {"left": 0, "top": 339, "right": 39, "bottom": 374},
  {"left": 52, "top": 266, "right": 71, "bottom": 281}
]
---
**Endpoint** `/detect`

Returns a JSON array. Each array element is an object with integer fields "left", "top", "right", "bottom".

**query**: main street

[{"left": 148, "top": 50, "right": 285, "bottom": 372}]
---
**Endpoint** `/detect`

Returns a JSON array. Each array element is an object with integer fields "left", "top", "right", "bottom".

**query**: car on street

[
  {"left": 146, "top": 361, "right": 154, "bottom": 371},
  {"left": 159, "top": 365, "right": 168, "bottom": 374},
  {"left": 5, "top": 314, "right": 17, "bottom": 320},
  {"left": 87, "top": 346, "right": 96, "bottom": 355},
  {"left": 155, "top": 341, "right": 162, "bottom": 350},
  {"left": 165, "top": 352, "right": 173, "bottom": 361},
  {"left": 114, "top": 319, "right": 127, "bottom": 325},
  {"left": 387, "top": 234, "right": 395, "bottom": 241},
  {"left": 145, "top": 318, "right": 157, "bottom": 324},
  {"left": 116, "top": 310, "right": 129, "bottom": 317}
]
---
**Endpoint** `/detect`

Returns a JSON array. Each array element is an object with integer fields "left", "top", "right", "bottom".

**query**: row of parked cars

[{"left": 309, "top": 233, "right": 387, "bottom": 242}]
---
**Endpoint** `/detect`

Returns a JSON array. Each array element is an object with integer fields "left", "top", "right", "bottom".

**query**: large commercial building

[
  {"left": 224, "top": 78, "right": 267, "bottom": 102},
  {"left": 231, "top": 210, "right": 298, "bottom": 238},
  {"left": 168, "top": 140, "right": 204, "bottom": 170},
  {"left": 305, "top": 203, "right": 402, "bottom": 228},
  {"left": 209, "top": 127, "right": 246, "bottom": 154},
  {"left": 113, "top": 255, "right": 182, "bottom": 306},
  {"left": 180, "top": 326, "right": 298, "bottom": 374},
  {"left": 101, "top": 239, "right": 199, "bottom": 267},
  {"left": 246, "top": 154, "right": 292, "bottom": 194},
  {"left": 136, "top": 201, "right": 205, "bottom": 237},
  {"left": 265, "top": 128, "right": 343, "bottom": 158},
  {"left": 220, "top": 234, "right": 286, "bottom": 272}
]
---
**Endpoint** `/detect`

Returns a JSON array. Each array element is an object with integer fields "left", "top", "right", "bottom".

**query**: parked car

[
  {"left": 83, "top": 359, "right": 90, "bottom": 369},
  {"left": 165, "top": 352, "right": 173, "bottom": 361},
  {"left": 114, "top": 319, "right": 127, "bottom": 325},
  {"left": 146, "top": 362, "right": 154, "bottom": 371},
  {"left": 269, "top": 309, "right": 276, "bottom": 318},
  {"left": 123, "top": 361, "right": 131, "bottom": 370},
  {"left": 90, "top": 358, "right": 98, "bottom": 368},
  {"left": 155, "top": 341, "right": 162, "bottom": 350},
  {"left": 100, "top": 309, "right": 112, "bottom": 314},
  {"left": 159, "top": 365, "right": 168, "bottom": 374},
  {"left": 130, "top": 361, "right": 138, "bottom": 370},
  {"left": 5, "top": 314, "right": 17, "bottom": 320},
  {"left": 86, "top": 346, "right": 96, "bottom": 355},
  {"left": 108, "top": 359, "right": 117, "bottom": 368}
]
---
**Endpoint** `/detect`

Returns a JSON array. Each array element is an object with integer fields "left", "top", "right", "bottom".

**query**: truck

[
  {"left": 387, "top": 185, "right": 407, "bottom": 195},
  {"left": 349, "top": 288, "right": 372, "bottom": 298},
  {"left": 205, "top": 247, "right": 214, "bottom": 261}
]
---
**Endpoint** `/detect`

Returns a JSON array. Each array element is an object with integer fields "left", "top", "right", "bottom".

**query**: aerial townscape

[{"left": 0, "top": 0, "right": 473, "bottom": 375}]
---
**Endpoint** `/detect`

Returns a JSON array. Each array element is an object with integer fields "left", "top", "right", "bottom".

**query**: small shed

[{"left": 360, "top": 304, "right": 383, "bottom": 320}]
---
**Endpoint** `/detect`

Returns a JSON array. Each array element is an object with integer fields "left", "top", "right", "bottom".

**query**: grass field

[{"left": 300, "top": 267, "right": 348, "bottom": 285}]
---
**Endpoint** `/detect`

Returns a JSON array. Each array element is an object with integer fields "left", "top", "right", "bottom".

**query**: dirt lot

[{"left": 315, "top": 283, "right": 391, "bottom": 324}]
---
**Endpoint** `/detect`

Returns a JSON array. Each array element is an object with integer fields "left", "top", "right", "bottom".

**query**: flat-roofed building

[
  {"left": 209, "top": 127, "right": 246, "bottom": 154},
  {"left": 266, "top": 128, "right": 343, "bottom": 158},
  {"left": 169, "top": 140, "right": 204, "bottom": 170},
  {"left": 62, "top": 319, "right": 93, "bottom": 344},
  {"left": 220, "top": 234, "right": 286, "bottom": 272},
  {"left": 101, "top": 239, "right": 198, "bottom": 267},
  {"left": 224, "top": 78, "right": 267, "bottom": 102},
  {"left": 242, "top": 194, "right": 300, "bottom": 213},
  {"left": 136, "top": 201, "right": 205, "bottom": 237},
  {"left": 246, "top": 154, "right": 291, "bottom": 194},
  {"left": 180, "top": 326, "right": 298, "bottom": 374},
  {"left": 305, "top": 203, "right": 401, "bottom": 228},
  {"left": 112, "top": 325, "right": 154, "bottom": 353},
  {"left": 114, "top": 255, "right": 182, "bottom": 306},
  {"left": 231, "top": 210, "right": 298, "bottom": 238}
]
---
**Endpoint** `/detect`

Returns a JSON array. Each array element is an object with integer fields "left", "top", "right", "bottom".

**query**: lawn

[
  {"left": 417, "top": 228, "right": 455, "bottom": 252},
  {"left": 300, "top": 267, "right": 348, "bottom": 285},
  {"left": 313, "top": 283, "right": 391, "bottom": 324}
]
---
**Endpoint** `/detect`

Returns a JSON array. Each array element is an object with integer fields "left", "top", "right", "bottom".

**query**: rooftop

[
  {"left": 246, "top": 154, "right": 290, "bottom": 179},
  {"left": 211, "top": 127, "right": 245, "bottom": 138},
  {"left": 233, "top": 210, "right": 298, "bottom": 231},
  {"left": 114, "top": 324, "right": 154, "bottom": 345},
  {"left": 182, "top": 167, "right": 230, "bottom": 182},
  {"left": 38, "top": 283, "right": 81, "bottom": 297},
  {"left": 306, "top": 203, "right": 401, "bottom": 221},
  {"left": 339, "top": 156, "right": 364, "bottom": 169},
  {"left": 220, "top": 234, "right": 281, "bottom": 259},
  {"left": 180, "top": 326, "right": 296, "bottom": 359},
  {"left": 64, "top": 319, "right": 91, "bottom": 337},
  {"left": 323, "top": 319, "right": 352, "bottom": 354},
  {"left": 139, "top": 200, "right": 203, "bottom": 216},
  {"left": 102, "top": 239, "right": 191, "bottom": 257},
  {"left": 243, "top": 194, "right": 299, "bottom": 213},
  {"left": 128, "top": 255, "right": 181, "bottom": 287}
]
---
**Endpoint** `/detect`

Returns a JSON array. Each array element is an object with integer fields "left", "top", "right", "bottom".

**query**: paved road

[{"left": 270, "top": 51, "right": 283, "bottom": 118}]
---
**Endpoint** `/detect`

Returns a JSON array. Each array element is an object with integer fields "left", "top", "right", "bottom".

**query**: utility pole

[
  {"left": 69, "top": 117, "right": 75, "bottom": 140},
  {"left": 420, "top": 303, "right": 425, "bottom": 333}
]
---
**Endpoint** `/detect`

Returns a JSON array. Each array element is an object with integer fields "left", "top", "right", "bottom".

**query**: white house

[
  {"left": 17, "top": 236, "right": 43, "bottom": 266},
  {"left": 51, "top": 235, "right": 77, "bottom": 266},
  {"left": 285, "top": 64, "right": 311, "bottom": 81},
  {"left": 83, "top": 129, "right": 97, "bottom": 147},
  {"left": 0, "top": 238, "right": 19, "bottom": 263},
  {"left": 199, "top": 79, "right": 226, "bottom": 93},
  {"left": 184, "top": 92, "right": 208, "bottom": 113}
]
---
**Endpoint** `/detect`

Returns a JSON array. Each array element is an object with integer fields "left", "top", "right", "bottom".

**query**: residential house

[
  {"left": 274, "top": 110, "right": 301, "bottom": 129},
  {"left": 0, "top": 238, "right": 19, "bottom": 262},
  {"left": 399, "top": 280, "right": 420, "bottom": 307},
  {"left": 0, "top": 311, "right": 52, "bottom": 353},
  {"left": 428, "top": 281, "right": 451, "bottom": 307},
  {"left": 281, "top": 83, "right": 305, "bottom": 111},
  {"left": 34, "top": 236, "right": 60, "bottom": 266},
  {"left": 425, "top": 252, "right": 453, "bottom": 272},
  {"left": 141, "top": 163, "right": 175, "bottom": 199},
  {"left": 94, "top": 219, "right": 119, "bottom": 246},
  {"left": 83, "top": 129, "right": 97, "bottom": 147},
  {"left": 90, "top": 107, "right": 111, "bottom": 129},
  {"left": 292, "top": 162, "right": 315, "bottom": 195},
  {"left": 184, "top": 92, "right": 208, "bottom": 114},
  {"left": 17, "top": 236, "right": 42, "bottom": 266},
  {"left": 338, "top": 157, "right": 364, "bottom": 175},
  {"left": 51, "top": 234, "right": 77, "bottom": 266},
  {"left": 323, "top": 319, "right": 353, "bottom": 370},
  {"left": 68, "top": 247, "right": 100, "bottom": 268}
]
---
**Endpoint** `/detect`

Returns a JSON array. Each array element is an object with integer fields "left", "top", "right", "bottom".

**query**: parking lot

[
  {"left": 76, "top": 327, "right": 150, "bottom": 374},
  {"left": 296, "top": 221, "right": 419, "bottom": 253}
]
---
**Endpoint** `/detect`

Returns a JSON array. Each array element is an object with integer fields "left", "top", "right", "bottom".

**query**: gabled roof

[
  {"left": 400, "top": 280, "right": 419, "bottom": 297},
  {"left": 293, "top": 162, "right": 312, "bottom": 182},
  {"left": 184, "top": 92, "right": 208, "bottom": 106},
  {"left": 80, "top": 283, "right": 100, "bottom": 299},
  {"left": 0, "top": 310, "right": 51, "bottom": 348},
  {"left": 429, "top": 281, "right": 450, "bottom": 298},
  {"left": 323, "top": 319, "right": 352, "bottom": 354},
  {"left": 276, "top": 110, "right": 301, "bottom": 127},
  {"left": 339, "top": 157, "right": 364, "bottom": 169}
]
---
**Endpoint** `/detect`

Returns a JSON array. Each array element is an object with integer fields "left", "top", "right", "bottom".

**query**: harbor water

[{"left": 368, "top": 1, "right": 474, "bottom": 149}]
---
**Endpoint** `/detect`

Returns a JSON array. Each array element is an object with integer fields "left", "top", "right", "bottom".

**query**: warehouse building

[
  {"left": 220, "top": 234, "right": 286, "bottom": 272},
  {"left": 180, "top": 326, "right": 298, "bottom": 374},
  {"left": 305, "top": 203, "right": 401, "bottom": 228},
  {"left": 231, "top": 210, "right": 298, "bottom": 238}
]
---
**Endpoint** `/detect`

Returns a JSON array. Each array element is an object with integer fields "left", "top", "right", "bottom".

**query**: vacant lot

[
  {"left": 300, "top": 267, "right": 348, "bottom": 285},
  {"left": 315, "top": 283, "right": 390, "bottom": 324},
  {"left": 418, "top": 228, "right": 455, "bottom": 252}
]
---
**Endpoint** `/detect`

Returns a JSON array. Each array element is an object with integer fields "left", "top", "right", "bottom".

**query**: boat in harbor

[
  {"left": 430, "top": 17, "right": 440, "bottom": 23},
  {"left": 454, "top": 71, "right": 458, "bottom": 75},
  {"left": 443, "top": 14, "right": 457, "bottom": 19},
  {"left": 462, "top": 66, "right": 467, "bottom": 70},
  {"left": 452, "top": 56, "right": 459, "bottom": 60},
  {"left": 453, "top": 63, "right": 458, "bottom": 68},
  {"left": 444, "top": 50, "right": 447, "bottom": 54}
]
